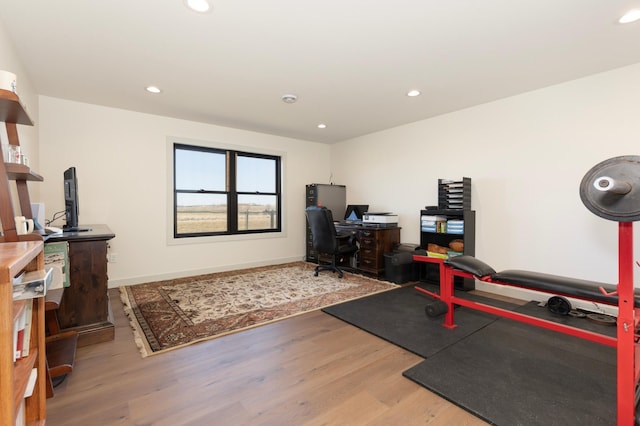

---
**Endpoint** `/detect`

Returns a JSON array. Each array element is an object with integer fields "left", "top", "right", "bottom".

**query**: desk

[
  {"left": 334, "top": 223, "right": 400, "bottom": 277},
  {"left": 46, "top": 224, "right": 115, "bottom": 346}
]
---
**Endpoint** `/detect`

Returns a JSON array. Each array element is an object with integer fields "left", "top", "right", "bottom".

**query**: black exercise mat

[
  {"left": 322, "top": 284, "right": 518, "bottom": 358},
  {"left": 403, "top": 302, "right": 616, "bottom": 426}
]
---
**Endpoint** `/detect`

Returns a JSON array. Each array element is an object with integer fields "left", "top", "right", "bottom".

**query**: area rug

[{"left": 120, "top": 261, "right": 396, "bottom": 357}]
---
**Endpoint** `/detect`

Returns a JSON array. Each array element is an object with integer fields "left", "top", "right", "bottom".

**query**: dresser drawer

[
  {"left": 359, "top": 247, "right": 377, "bottom": 261},
  {"left": 359, "top": 229, "right": 377, "bottom": 239},
  {"left": 359, "top": 237, "right": 378, "bottom": 250},
  {"left": 359, "top": 256, "right": 381, "bottom": 273},
  {"left": 358, "top": 230, "right": 382, "bottom": 273},
  {"left": 357, "top": 227, "right": 401, "bottom": 276}
]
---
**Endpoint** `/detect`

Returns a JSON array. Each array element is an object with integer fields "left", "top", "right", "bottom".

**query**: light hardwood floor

[{"left": 46, "top": 288, "right": 488, "bottom": 425}]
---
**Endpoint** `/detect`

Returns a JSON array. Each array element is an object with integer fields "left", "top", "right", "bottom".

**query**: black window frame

[{"left": 173, "top": 142, "right": 282, "bottom": 238}]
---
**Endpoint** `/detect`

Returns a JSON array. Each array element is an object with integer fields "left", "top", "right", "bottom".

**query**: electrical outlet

[{"left": 108, "top": 253, "right": 118, "bottom": 263}]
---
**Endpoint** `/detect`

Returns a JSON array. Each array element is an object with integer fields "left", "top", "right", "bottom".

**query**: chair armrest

[{"left": 336, "top": 233, "right": 357, "bottom": 246}]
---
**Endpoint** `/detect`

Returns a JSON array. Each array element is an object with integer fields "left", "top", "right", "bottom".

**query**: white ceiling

[{"left": 1, "top": 1, "right": 639, "bottom": 144}]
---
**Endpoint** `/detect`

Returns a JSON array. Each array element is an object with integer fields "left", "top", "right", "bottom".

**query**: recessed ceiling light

[
  {"left": 317, "top": 123, "right": 327, "bottom": 129},
  {"left": 281, "top": 94, "right": 298, "bottom": 103},
  {"left": 619, "top": 10, "right": 640, "bottom": 24},
  {"left": 407, "top": 90, "right": 421, "bottom": 97},
  {"left": 185, "top": 0, "right": 211, "bottom": 13},
  {"left": 146, "top": 86, "right": 162, "bottom": 94}
]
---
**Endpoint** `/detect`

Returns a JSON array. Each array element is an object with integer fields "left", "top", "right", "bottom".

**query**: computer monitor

[
  {"left": 344, "top": 204, "right": 369, "bottom": 223},
  {"left": 63, "top": 167, "right": 91, "bottom": 232}
]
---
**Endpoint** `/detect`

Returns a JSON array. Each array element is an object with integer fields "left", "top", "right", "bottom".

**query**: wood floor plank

[{"left": 45, "top": 288, "right": 488, "bottom": 425}]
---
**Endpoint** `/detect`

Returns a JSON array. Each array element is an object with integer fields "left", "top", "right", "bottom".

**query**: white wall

[
  {"left": 0, "top": 18, "right": 39, "bottom": 202},
  {"left": 38, "top": 97, "right": 331, "bottom": 286},
  {"left": 331, "top": 63, "right": 640, "bottom": 307}
]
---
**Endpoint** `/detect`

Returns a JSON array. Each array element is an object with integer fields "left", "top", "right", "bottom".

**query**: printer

[{"left": 362, "top": 212, "right": 398, "bottom": 227}]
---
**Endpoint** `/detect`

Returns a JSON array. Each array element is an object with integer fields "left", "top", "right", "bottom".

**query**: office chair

[{"left": 305, "top": 206, "right": 358, "bottom": 278}]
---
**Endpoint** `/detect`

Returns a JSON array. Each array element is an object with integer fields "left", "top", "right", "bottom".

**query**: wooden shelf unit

[
  {"left": 0, "top": 88, "right": 77, "bottom": 417},
  {"left": 4, "top": 163, "right": 44, "bottom": 182},
  {"left": 419, "top": 209, "right": 476, "bottom": 290},
  {"left": 0, "top": 88, "right": 39, "bottom": 243},
  {"left": 0, "top": 241, "right": 46, "bottom": 425},
  {"left": 0, "top": 89, "right": 33, "bottom": 125}
]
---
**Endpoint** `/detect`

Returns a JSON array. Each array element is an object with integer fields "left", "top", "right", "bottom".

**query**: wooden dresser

[
  {"left": 357, "top": 227, "right": 400, "bottom": 277},
  {"left": 46, "top": 225, "right": 115, "bottom": 347},
  {"left": 335, "top": 224, "right": 400, "bottom": 278}
]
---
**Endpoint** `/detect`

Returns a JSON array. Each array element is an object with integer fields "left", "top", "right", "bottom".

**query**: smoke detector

[{"left": 281, "top": 94, "right": 298, "bottom": 104}]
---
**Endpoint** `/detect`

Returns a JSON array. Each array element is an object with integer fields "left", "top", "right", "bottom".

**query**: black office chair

[{"left": 305, "top": 206, "right": 358, "bottom": 278}]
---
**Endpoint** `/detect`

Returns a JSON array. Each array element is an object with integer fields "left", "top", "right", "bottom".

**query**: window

[{"left": 173, "top": 143, "right": 282, "bottom": 237}]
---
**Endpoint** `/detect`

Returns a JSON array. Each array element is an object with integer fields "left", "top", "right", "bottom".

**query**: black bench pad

[
  {"left": 445, "top": 255, "right": 639, "bottom": 308},
  {"left": 445, "top": 255, "right": 496, "bottom": 277}
]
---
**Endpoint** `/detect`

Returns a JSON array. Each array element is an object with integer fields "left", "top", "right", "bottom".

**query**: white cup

[
  {"left": 14, "top": 216, "right": 34, "bottom": 235},
  {"left": 10, "top": 146, "right": 21, "bottom": 164}
]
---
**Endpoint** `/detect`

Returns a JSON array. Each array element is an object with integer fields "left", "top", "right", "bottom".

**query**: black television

[
  {"left": 63, "top": 167, "right": 91, "bottom": 232},
  {"left": 344, "top": 204, "right": 369, "bottom": 223}
]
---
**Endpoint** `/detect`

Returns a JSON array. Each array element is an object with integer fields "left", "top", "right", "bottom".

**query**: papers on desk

[{"left": 44, "top": 242, "right": 70, "bottom": 288}]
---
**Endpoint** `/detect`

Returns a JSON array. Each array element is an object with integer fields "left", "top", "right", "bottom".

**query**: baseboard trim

[{"left": 108, "top": 256, "right": 305, "bottom": 288}]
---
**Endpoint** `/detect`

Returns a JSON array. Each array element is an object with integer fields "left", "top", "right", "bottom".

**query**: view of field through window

[
  {"left": 174, "top": 144, "right": 280, "bottom": 235},
  {"left": 176, "top": 200, "right": 278, "bottom": 233}
]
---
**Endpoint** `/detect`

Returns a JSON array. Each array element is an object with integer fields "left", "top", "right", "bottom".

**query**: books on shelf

[
  {"left": 421, "top": 215, "right": 446, "bottom": 232},
  {"left": 12, "top": 267, "right": 54, "bottom": 300},
  {"left": 12, "top": 299, "right": 33, "bottom": 361},
  {"left": 446, "top": 219, "right": 464, "bottom": 234},
  {"left": 23, "top": 368, "right": 38, "bottom": 398},
  {"left": 21, "top": 300, "right": 33, "bottom": 358},
  {"left": 426, "top": 251, "right": 448, "bottom": 259},
  {"left": 421, "top": 215, "right": 464, "bottom": 234},
  {"left": 13, "top": 304, "right": 26, "bottom": 361},
  {"left": 427, "top": 250, "right": 463, "bottom": 260}
]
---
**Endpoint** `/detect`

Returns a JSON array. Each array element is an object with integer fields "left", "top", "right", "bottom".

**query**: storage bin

[{"left": 384, "top": 250, "right": 418, "bottom": 284}]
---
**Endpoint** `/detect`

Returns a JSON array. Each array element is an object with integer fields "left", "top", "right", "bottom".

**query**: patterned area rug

[{"left": 120, "top": 261, "right": 396, "bottom": 357}]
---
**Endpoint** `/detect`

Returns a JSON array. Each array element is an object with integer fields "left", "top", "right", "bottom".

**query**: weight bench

[
  {"left": 445, "top": 254, "right": 640, "bottom": 309},
  {"left": 413, "top": 155, "right": 640, "bottom": 426},
  {"left": 412, "top": 253, "right": 632, "bottom": 346}
]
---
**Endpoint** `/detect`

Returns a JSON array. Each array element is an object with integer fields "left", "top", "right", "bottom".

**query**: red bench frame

[{"left": 413, "top": 221, "right": 638, "bottom": 425}]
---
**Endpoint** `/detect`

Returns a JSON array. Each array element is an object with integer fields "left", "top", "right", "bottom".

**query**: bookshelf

[
  {"left": 0, "top": 88, "right": 76, "bottom": 421},
  {"left": 0, "top": 241, "right": 46, "bottom": 425},
  {"left": 420, "top": 209, "right": 476, "bottom": 290},
  {"left": 420, "top": 178, "right": 475, "bottom": 290}
]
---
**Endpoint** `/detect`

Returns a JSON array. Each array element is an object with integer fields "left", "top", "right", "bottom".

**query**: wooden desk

[
  {"left": 334, "top": 224, "right": 400, "bottom": 277},
  {"left": 46, "top": 224, "right": 115, "bottom": 346}
]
